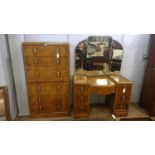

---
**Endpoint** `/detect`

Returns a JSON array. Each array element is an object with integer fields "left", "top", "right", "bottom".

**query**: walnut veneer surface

[
  {"left": 23, "top": 42, "right": 70, "bottom": 117},
  {"left": 74, "top": 71, "right": 132, "bottom": 118}
]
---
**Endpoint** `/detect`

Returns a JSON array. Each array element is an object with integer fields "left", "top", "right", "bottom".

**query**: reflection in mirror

[
  {"left": 87, "top": 36, "right": 112, "bottom": 72},
  {"left": 111, "top": 40, "right": 123, "bottom": 72},
  {"left": 75, "top": 36, "right": 123, "bottom": 74}
]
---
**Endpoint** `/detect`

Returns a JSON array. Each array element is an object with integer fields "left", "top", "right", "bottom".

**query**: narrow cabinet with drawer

[
  {"left": 22, "top": 42, "right": 70, "bottom": 117},
  {"left": 108, "top": 75, "right": 132, "bottom": 117},
  {"left": 73, "top": 76, "right": 90, "bottom": 118}
]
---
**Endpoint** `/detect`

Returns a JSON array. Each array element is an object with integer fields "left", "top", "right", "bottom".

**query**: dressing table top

[{"left": 74, "top": 70, "right": 116, "bottom": 87}]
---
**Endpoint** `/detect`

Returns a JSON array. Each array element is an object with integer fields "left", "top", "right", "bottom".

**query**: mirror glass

[{"left": 75, "top": 36, "right": 123, "bottom": 74}]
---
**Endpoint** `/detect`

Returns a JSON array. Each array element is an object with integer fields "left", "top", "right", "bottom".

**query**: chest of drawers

[{"left": 22, "top": 42, "right": 70, "bottom": 117}]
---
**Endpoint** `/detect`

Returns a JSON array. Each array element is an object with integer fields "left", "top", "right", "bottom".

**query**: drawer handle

[
  {"left": 80, "top": 96, "right": 84, "bottom": 102},
  {"left": 38, "top": 97, "right": 41, "bottom": 103},
  {"left": 57, "top": 84, "right": 61, "bottom": 89},
  {"left": 58, "top": 96, "right": 61, "bottom": 101},
  {"left": 56, "top": 59, "right": 60, "bottom": 64},
  {"left": 57, "top": 104, "right": 61, "bottom": 111},
  {"left": 122, "top": 86, "right": 126, "bottom": 93},
  {"left": 34, "top": 58, "right": 38, "bottom": 64},
  {"left": 35, "top": 71, "right": 39, "bottom": 77},
  {"left": 32, "top": 48, "right": 37, "bottom": 54},
  {"left": 80, "top": 86, "right": 84, "bottom": 92},
  {"left": 39, "top": 105, "right": 43, "bottom": 110},
  {"left": 56, "top": 49, "right": 60, "bottom": 58},
  {"left": 57, "top": 72, "right": 60, "bottom": 77},
  {"left": 36, "top": 85, "right": 40, "bottom": 92},
  {"left": 80, "top": 106, "right": 83, "bottom": 111}
]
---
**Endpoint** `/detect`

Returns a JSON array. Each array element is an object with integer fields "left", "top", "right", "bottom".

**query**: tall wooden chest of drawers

[{"left": 22, "top": 42, "right": 70, "bottom": 117}]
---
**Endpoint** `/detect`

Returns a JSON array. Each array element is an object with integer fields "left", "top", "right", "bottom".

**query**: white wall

[
  {"left": 0, "top": 46, "right": 5, "bottom": 85},
  {"left": 9, "top": 34, "right": 150, "bottom": 115},
  {"left": 0, "top": 34, "right": 18, "bottom": 119},
  {"left": 8, "top": 34, "right": 29, "bottom": 116}
]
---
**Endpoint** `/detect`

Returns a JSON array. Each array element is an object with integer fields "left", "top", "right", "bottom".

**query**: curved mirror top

[{"left": 75, "top": 36, "right": 123, "bottom": 75}]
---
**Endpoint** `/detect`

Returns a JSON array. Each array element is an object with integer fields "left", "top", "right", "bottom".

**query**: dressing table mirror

[{"left": 74, "top": 36, "right": 132, "bottom": 118}]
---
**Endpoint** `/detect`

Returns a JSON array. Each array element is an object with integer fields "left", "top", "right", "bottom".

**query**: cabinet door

[{"left": 140, "top": 35, "right": 155, "bottom": 115}]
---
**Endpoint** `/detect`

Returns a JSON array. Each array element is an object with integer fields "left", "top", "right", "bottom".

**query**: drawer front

[
  {"left": 25, "top": 67, "right": 69, "bottom": 82},
  {"left": 114, "top": 103, "right": 128, "bottom": 111},
  {"left": 116, "top": 94, "right": 130, "bottom": 104},
  {"left": 24, "top": 56, "right": 69, "bottom": 67},
  {"left": 116, "top": 84, "right": 132, "bottom": 96},
  {"left": 74, "top": 94, "right": 89, "bottom": 105},
  {"left": 74, "top": 84, "right": 89, "bottom": 95},
  {"left": 74, "top": 104, "right": 89, "bottom": 113},
  {"left": 27, "top": 82, "right": 69, "bottom": 95},
  {"left": 29, "top": 95, "right": 69, "bottom": 113},
  {"left": 23, "top": 45, "right": 69, "bottom": 57}
]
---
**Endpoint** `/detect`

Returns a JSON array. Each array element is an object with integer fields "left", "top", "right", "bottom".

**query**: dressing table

[{"left": 73, "top": 36, "right": 132, "bottom": 118}]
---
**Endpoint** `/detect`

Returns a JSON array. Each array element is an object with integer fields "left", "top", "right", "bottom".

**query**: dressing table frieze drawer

[
  {"left": 23, "top": 56, "right": 69, "bottom": 67},
  {"left": 23, "top": 44, "right": 69, "bottom": 57},
  {"left": 27, "top": 82, "right": 69, "bottom": 95},
  {"left": 25, "top": 67, "right": 69, "bottom": 82}
]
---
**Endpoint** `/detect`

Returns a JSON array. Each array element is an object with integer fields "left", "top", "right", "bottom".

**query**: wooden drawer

[
  {"left": 116, "top": 94, "right": 130, "bottom": 104},
  {"left": 23, "top": 45, "right": 69, "bottom": 57},
  {"left": 29, "top": 95, "right": 69, "bottom": 113},
  {"left": 114, "top": 104, "right": 128, "bottom": 111},
  {"left": 74, "top": 94, "right": 89, "bottom": 105},
  {"left": 74, "top": 104, "right": 89, "bottom": 113},
  {"left": 25, "top": 67, "right": 69, "bottom": 82},
  {"left": 74, "top": 84, "right": 89, "bottom": 96},
  {"left": 23, "top": 56, "right": 69, "bottom": 67},
  {"left": 27, "top": 82, "right": 69, "bottom": 95},
  {"left": 116, "top": 84, "right": 132, "bottom": 96}
]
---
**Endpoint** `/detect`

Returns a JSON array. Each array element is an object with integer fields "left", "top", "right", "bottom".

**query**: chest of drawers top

[{"left": 22, "top": 42, "right": 69, "bottom": 57}]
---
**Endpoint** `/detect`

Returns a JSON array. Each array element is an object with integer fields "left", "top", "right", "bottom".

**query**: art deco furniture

[
  {"left": 22, "top": 42, "right": 70, "bottom": 117},
  {"left": 140, "top": 34, "right": 155, "bottom": 116},
  {"left": 0, "top": 86, "right": 11, "bottom": 120},
  {"left": 74, "top": 36, "right": 132, "bottom": 118}
]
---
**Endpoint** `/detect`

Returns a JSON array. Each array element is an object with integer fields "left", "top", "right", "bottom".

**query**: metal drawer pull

[
  {"left": 56, "top": 49, "right": 60, "bottom": 58},
  {"left": 57, "top": 72, "right": 60, "bottom": 77},
  {"left": 39, "top": 105, "right": 42, "bottom": 110},
  {"left": 34, "top": 58, "right": 38, "bottom": 64},
  {"left": 80, "top": 106, "right": 83, "bottom": 111},
  {"left": 58, "top": 96, "right": 61, "bottom": 101},
  {"left": 122, "top": 96, "right": 125, "bottom": 101},
  {"left": 56, "top": 59, "right": 60, "bottom": 64},
  {"left": 38, "top": 97, "right": 41, "bottom": 103},
  {"left": 122, "top": 87, "right": 126, "bottom": 93},
  {"left": 35, "top": 71, "right": 39, "bottom": 77},
  {"left": 57, "top": 84, "right": 61, "bottom": 89},
  {"left": 37, "top": 85, "right": 40, "bottom": 92},
  {"left": 80, "top": 96, "right": 84, "bottom": 101},
  {"left": 58, "top": 104, "right": 61, "bottom": 111},
  {"left": 80, "top": 86, "right": 84, "bottom": 92},
  {"left": 32, "top": 48, "right": 37, "bottom": 54}
]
